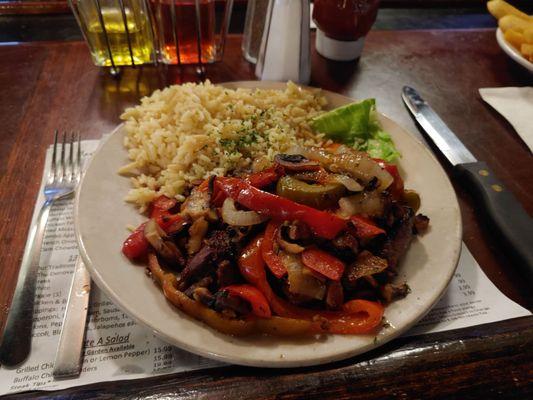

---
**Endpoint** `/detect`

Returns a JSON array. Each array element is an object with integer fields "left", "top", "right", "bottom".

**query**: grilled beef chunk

[
  {"left": 177, "top": 246, "right": 215, "bottom": 291},
  {"left": 331, "top": 233, "right": 358, "bottom": 254},
  {"left": 413, "top": 214, "right": 430, "bottom": 235},
  {"left": 177, "top": 230, "right": 234, "bottom": 290},
  {"left": 226, "top": 225, "right": 253, "bottom": 244},
  {"left": 343, "top": 250, "right": 388, "bottom": 289},
  {"left": 287, "top": 220, "right": 312, "bottom": 241},
  {"left": 380, "top": 206, "right": 415, "bottom": 269},
  {"left": 192, "top": 287, "right": 215, "bottom": 307},
  {"left": 325, "top": 281, "right": 344, "bottom": 310},
  {"left": 216, "top": 260, "right": 240, "bottom": 287},
  {"left": 184, "top": 276, "right": 213, "bottom": 298},
  {"left": 214, "top": 290, "right": 251, "bottom": 317},
  {"left": 280, "top": 280, "right": 317, "bottom": 306},
  {"left": 327, "top": 232, "right": 359, "bottom": 261},
  {"left": 381, "top": 282, "right": 410, "bottom": 303}
]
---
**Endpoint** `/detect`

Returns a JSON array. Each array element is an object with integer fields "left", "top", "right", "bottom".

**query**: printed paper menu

[{"left": 0, "top": 141, "right": 529, "bottom": 396}]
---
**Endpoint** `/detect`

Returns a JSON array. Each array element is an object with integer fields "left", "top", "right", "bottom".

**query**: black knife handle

[{"left": 455, "top": 162, "right": 533, "bottom": 282}]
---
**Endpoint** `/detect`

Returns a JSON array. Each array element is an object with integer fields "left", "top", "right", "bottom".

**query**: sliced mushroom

[
  {"left": 274, "top": 154, "right": 320, "bottom": 172},
  {"left": 144, "top": 219, "right": 184, "bottom": 265},
  {"left": 181, "top": 187, "right": 211, "bottom": 220},
  {"left": 192, "top": 287, "right": 215, "bottom": 307},
  {"left": 300, "top": 146, "right": 394, "bottom": 191},
  {"left": 343, "top": 250, "right": 388, "bottom": 289},
  {"left": 284, "top": 253, "right": 326, "bottom": 300},
  {"left": 187, "top": 217, "right": 209, "bottom": 255},
  {"left": 381, "top": 282, "right": 410, "bottom": 303},
  {"left": 325, "top": 281, "right": 344, "bottom": 310},
  {"left": 214, "top": 290, "right": 251, "bottom": 317},
  {"left": 287, "top": 220, "right": 311, "bottom": 242},
  {"left": 184, "top": 276, "right": 213, "bottom": 298},
  {"left": 277, "top": 224, "right": 305, "bottom": 254}
]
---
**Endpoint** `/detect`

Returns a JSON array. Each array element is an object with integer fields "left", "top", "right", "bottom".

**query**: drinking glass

[
  {"left": 69, "top": 0, "right": 156, "bottom": 69},
  {"left": 148, "top": 0, "right": 234, "bottom": 65}
]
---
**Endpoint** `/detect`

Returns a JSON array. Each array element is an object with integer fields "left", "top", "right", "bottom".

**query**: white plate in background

[{"left": 496, "top": 28, "right": 533, "bottom": 73}]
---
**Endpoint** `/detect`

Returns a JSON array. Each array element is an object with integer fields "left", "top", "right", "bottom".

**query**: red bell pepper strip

[
  {"left": 350, "top": 215, "right": 385, "bottom": 239},
  {"left": 261, "top": 221, "right": 287, "bottom": 278},
  {"left": 301, "top": 247, "right": 345, "bottom": 281},
  {"left": 238, "top": 236, "right": 384, "bottom": 334},
  {"left": 223, "top": 284, "right": 272, "bottom": 318},
  {"left": 123, "top": 214, "right": 184, "bottom": 260},
  {"left": 246, "top": 165, "right": 284, "bottom": 188},
  {"left": 216, "top": 177, "right": 346, "bottom": 240},
  {"left": 151, "top": 195, "right": 178, "bottom": 213},
  {"left": 150, "top": 196, "right": 185, "bottom": 234},
  {"left": 157, "top": 213, "right": 185, "bottom": 233},
  {"left": 374, "top": 159, "right": 404, "bottom": 200},
  {"left": 322, "top": 299, "right": 385, "bottom": 334},
  {"left": 237, "top": 236, "right": 274, "bottom": 296},
  {"left": 122, "top": 222, "right": 149, "bottom": 260},
  {"left": 210, "top": 167, "right": 284, "bottom": 208},
  {"left": 123, "top": 195, "right": 184, "bottom": 260}
]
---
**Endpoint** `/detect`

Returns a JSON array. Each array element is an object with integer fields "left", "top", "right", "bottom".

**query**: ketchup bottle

[{"left": 313, "top": 0, "right": 380, "bottom": 61}]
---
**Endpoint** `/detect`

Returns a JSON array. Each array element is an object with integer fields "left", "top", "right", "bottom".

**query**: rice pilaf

[{"left": 119, "top": 81, "right": 328, "bottom": 212}]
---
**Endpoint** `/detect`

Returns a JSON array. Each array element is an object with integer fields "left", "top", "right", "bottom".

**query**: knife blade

[{"left": 402, "top": 86, "right": 533, "bottom": 281}]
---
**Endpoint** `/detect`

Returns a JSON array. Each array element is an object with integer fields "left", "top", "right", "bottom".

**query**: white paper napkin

[{"left": 479, "top": 87, "right": 533, "bottom": 153}]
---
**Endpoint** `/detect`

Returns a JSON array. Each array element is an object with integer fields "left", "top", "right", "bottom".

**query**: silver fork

[{"left": 0, "top": 131, "right": 81, "bottom": 366}]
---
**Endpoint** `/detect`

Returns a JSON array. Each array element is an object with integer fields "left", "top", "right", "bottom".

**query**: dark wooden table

[{"left": 1, "top": 30, "right": 532, "bottom": 399}]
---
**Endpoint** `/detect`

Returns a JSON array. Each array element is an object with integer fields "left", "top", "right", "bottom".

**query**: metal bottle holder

[{"left": 69, "top": 0, "right": 234, "bottom": 76}]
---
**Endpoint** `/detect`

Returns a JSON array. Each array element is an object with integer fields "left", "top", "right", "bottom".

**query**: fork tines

[{"left": 50, "top": 130, "right": 82, "bottom": 185}]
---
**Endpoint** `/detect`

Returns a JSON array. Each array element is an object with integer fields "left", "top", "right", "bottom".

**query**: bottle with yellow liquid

[{"left": 69, "top": 0, "right": 155, "bottom": 68}]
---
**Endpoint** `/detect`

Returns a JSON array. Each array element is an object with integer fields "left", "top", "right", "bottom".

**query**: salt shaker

[{"left": 255, "top": 0, "right": 311, "bottom": 84}]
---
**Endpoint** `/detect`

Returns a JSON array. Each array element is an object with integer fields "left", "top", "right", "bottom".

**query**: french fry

[
  {"left": 524, "top": 28, "right": 533, "bottom": 44},
  {"left": 499, "top": 15, "right": 533, "bottom": 34},
  {"left": 504, "top": 29, "right": 526, "bottom": 50},
  {"left": 487, "top": 0, "right": 532, "bottom": 21},
  {"left": 521, "top": 43, "right": 533, "bottom": 61}
]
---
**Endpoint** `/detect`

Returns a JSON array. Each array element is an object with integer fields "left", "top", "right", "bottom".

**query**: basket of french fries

[{"left": 488, "top": 0, "right": 533, "bottom": 70}]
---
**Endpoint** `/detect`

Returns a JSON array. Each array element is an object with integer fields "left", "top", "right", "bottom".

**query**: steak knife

[{"left": 402, "top": 86, "right": 533, "bottom": 281}]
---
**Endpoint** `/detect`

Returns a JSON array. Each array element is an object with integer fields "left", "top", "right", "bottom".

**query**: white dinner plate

[
  {"left": 496, "top": 28, "right": 533, "bottom": 73},
  {"left": 75, "top": 81, "right": 462, "bottom": 368}
]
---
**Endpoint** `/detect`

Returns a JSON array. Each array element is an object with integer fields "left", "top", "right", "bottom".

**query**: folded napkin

[{"left": 479, "top": 87, "right": 533, "bottom": 153}]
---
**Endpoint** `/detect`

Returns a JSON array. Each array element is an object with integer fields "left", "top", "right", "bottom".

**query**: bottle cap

[{"left": 315, "top": 28, "right": 365, "bottom": 61}]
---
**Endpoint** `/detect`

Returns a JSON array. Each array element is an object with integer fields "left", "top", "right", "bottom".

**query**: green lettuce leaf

[{"left": 310, "top": 99, "right": 400, "bottom": 162}]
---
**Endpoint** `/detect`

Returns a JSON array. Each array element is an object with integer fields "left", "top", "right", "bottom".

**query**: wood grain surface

[{"left": 0, "top": 30, "right": 531, "bottom": 399}]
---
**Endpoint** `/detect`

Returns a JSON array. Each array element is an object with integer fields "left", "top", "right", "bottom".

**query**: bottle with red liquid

[{"left": 313, "top": 0, "right": 380, "bottom": 61}]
